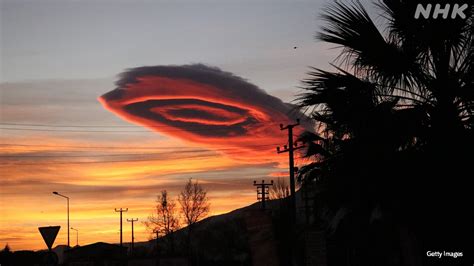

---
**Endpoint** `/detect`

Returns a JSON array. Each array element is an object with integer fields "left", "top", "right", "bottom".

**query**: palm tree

[{"left": 297, "top": 1, "right": 473, "bottom": 265}]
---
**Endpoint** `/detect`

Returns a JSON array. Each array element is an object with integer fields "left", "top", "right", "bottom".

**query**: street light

[
  {"left": 53, "top": 191, "right": 70, "bottom": 248},
  {"left": 70, "top": 227, "right": 79, "bottom": 247}
]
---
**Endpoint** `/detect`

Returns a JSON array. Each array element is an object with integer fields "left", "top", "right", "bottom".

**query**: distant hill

[{"left": 130, "top": 191, "right": 307, "bottom": 265}]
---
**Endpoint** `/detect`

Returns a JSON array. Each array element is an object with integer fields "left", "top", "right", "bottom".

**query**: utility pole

[
  {"left": 277, "top": 119, "right": 304, "bottom": 223},
  {"left": 70, "top": 227, "right": 79, "bottom": 247},
  {"left": 115, "top": 208, "right": 128, "bottom": 247},
  {"left": 53, "top": 191, "right": 70, "bottom": 248},
  {"left": 127, "top": 218, "right": 138, "bottom": 254},
  {"left": 253, "top": 180, "right": 273, "bottom": 210}
]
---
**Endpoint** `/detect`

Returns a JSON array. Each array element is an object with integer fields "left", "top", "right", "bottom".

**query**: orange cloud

[{"left": 99, "top": 65, "right": 310, "bottom": 161}]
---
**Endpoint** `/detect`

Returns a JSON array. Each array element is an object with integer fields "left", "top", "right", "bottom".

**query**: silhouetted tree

[
  {"left": 269, "top": 177, "right": 290, "bottom": 200},
  {"left": 1, "top": 244, "right": 10, "bottom": 253},
  {"left": 0, "top": 244, "right": 12, "bottom": 266},
  {"left": 178, "top": 179, "right": 210, "bottom": 228},
  {"left": 178, "top": 178, "right": 210, "bottom": 261},
  {"left": 144, "top": 190, "right": 180, "bottom": 253},
  {"left": 297, "top": 1, "right": 473, "bottom": 265}
]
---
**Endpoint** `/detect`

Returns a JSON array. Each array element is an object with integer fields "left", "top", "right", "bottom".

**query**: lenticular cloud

[{"left": 99, "top": 64, "right": 308, "bottom": 157}]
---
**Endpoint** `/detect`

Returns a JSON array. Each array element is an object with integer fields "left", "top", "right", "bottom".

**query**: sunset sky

[{"left": 1, "top": 0, "right": 339, "bottom": 250}]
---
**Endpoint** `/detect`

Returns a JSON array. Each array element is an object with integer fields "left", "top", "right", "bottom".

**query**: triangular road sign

[{"left": 38, "top": 226, "right": 60, "bottom": 250}]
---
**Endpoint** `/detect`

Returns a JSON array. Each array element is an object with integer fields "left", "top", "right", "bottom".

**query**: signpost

[
  {"left": 38, "top": 226, "right": 61, "bottom": 266},
  {"left": 39, "top": 226, "right": 61, "bottom": 251}
]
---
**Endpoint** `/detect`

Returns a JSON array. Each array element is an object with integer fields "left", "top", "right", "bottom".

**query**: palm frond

[{"left": 319, "top": 1, "right": 425, "bottom": 90}]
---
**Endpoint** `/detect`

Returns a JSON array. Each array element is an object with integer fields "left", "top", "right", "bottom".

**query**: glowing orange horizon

[{"left": 0, "top": 136, "right": 289, "bottom": 251}]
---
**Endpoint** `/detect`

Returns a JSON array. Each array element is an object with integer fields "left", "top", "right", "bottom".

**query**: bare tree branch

[
  {"left": 144, "top": 190, "right": 180, "bottom": 238},
  {"left": 178, "top": 178, "right": 210, "bottom": 227},
  {"left": 269, "top": 177, "right": 291, "bottom": 200}
]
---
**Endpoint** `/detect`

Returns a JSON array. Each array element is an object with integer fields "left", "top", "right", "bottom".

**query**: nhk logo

[{"left": 414, "top": 3, "right": 469, "bottom": 19}]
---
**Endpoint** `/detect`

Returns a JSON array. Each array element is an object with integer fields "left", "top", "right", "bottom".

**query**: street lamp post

[
  {"left": 70, "top": 227, "right": 79, "bottom": 247},
  {"left": 53, "top": 191, "right": 70, "bottom": 248}
]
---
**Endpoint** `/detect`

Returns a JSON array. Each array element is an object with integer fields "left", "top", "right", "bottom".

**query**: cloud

[{"left": 99, "top": 64, "right": 311, "bottom": 159}]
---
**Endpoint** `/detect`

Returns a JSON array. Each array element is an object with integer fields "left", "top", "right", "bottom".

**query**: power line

[
  {"left": 127, "top": 218, "right": 138, "bottom": 255},
  {"left": 253, "top": 179, "right": 273, "bottom": 210},
  {"left": 0, "top": 148, "right": 277, "bottom": 158},
  {"left": 0, "top": 150, "right": 209, "bottom": 158},
  {"left": 0, "top": 122, "right": 283, "bottom": 128},
  {"left": 276, "top": 119, "right": 305, "bottom": 224},
  {"left": 0, "top": 123, "right": 148, "bottom": 128},
  {"left": 0, "top": 143, "right": 280, "bottom": 150},
  {"left": 0, "top": 149, "right": 278, "bottom": 158},
  {"left": 0, "top": 126, "right": 284, "bottom": 134},
  {"left": 0, "top": 143, "right": 295, "bottom": 165},
  {"left": 0, "top": 154, "right": 224, "bottom": 166},
  {"left": 0, "top": 121, "right": 298, "bottom": 134},
  {"left": 0, "top": 143, "right": 190, "bottom": 149},
  {"left": 115, "top": 208, "right": 128, "bottom": 247},
  {"left": 276, "top": 119, "right": 305, "bottom": 264},
  {"left": 0, "top": 149, "right": 284, "bottom": 165},
  {"left": 0, "top": 127, "right": 152, "bottom": 133}
]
